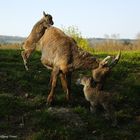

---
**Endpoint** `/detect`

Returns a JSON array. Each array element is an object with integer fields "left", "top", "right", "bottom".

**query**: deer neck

[{"left": 73, "top": 49, "right": 99, "bottom": 70}]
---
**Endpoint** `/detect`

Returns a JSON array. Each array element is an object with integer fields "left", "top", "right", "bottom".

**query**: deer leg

[
  {"left": 60, "top": 73, "right": 67, "bottom": 92},
  {"left": 96, "top": 83, "right": 103, "bottom": 90},
  {"left": 47, "top": 67, "right": 60, "bottom": 105},
  {"left": 102, "top": 103, "right": 117, "bottom": 126},
  {"left": 66, "top": 72, "right": 72, "bottom": 100},
  {"left": 21, "top": 48, "right": 34, "bottom": 71},
  {"left": 21, "top": 51, "right": 28, "bottom": 70},
  {"left": 59, "top": 72, "right": 72, "bottom": 101},
  {"left": 21, "top": 42, "right": 36, "bottom": 71},
  {"left": 90, "top": 101, "right": 97, "bottom": 113}
]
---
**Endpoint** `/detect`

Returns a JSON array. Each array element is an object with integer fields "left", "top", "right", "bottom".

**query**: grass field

[{"left": 0, "top": 49, "right": 140, "bottom": 140}]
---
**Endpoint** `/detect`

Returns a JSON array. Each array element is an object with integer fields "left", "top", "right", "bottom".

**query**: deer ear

[{"left": 43, "top": 11, "right": 47, "bottom": 17}]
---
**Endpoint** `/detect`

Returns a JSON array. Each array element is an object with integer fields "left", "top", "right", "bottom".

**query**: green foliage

[{"left": 62, "top": 26, "right": 94, "bottom": 53}]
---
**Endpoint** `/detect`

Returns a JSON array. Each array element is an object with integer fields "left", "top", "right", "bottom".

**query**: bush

[{"left": 62, "top": 26, "right": 94, "bottom": 54}]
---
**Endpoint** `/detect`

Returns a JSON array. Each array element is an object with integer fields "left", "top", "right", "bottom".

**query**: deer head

[
  {"left": 77, "top": 76, "right": 93, "bottom": 87},
  {"left": 43, "top": 11, "right": 54, "bottom": 26},
  {"left": 92, "top": 51, "right": 121, "bottom": 89}
]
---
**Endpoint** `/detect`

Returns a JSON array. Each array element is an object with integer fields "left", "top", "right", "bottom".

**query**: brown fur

[
  {"left": 92, "top": 52, "right": 121, "bottom": 90},
  {"left": 39, "top": 26, "right": 120, "bottom": 104},
  {"left": 79, "top": 76, "right": 117, "bottom": 126},
  {"left": 21, "top": 12, "right": 54, "bottom": 70},
  {"left": 21, "top": 13, "right": 120, "bottom": 104},
  {"left": 40, "top": 27, "right": 99, "bottom": 71},
  {"left": 40, "top": 27, "right": 100, "bottom": 103}
]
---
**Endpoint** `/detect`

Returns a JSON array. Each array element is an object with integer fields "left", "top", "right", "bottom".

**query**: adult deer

[
  {"left": 40, "top": 27, "right": 120, "bottom": 104},
  {"left": 21, "top": 11, "right": 54, "bottom": 70},
  {"left": 22, "top": 25, "right": 120, "bottom": 105}
]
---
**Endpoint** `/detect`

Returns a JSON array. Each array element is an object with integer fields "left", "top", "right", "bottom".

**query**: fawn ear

[{"left": 43, "top": 11, "right": 47, "bottom": 17}]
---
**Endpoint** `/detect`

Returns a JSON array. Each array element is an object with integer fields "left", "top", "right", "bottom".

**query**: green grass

[{"left": 0, "top": 49, "right": 140, "bottom": 140}]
